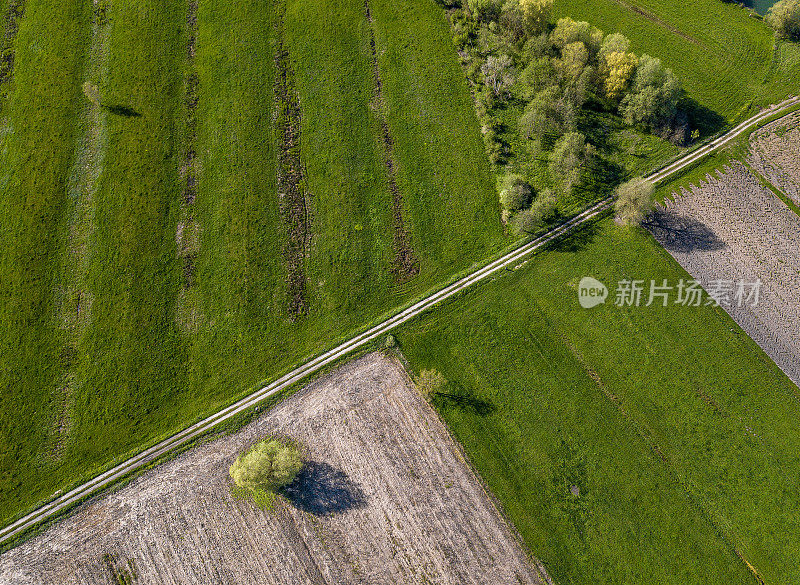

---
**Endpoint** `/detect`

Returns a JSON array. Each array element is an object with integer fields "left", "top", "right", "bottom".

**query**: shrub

[
  {"left": 613, "top": 177, "right": 655, "bottom": 226},
  {"left": 498, "top": 173, "right": 534, "bottom": 211},
  {"left": 766, "top": 0, "right": 800, "bottom": 40},
  {"left": 511, "top": 188, "right": 558, "bottom": 233},
  {"left": 549, "top": 131, "right": 594, "bottom": 192},
  {"left": 229, "top": 438, "right": 303, "bottom": 493},
  {"left": 417, "top": 369, "right": 447, "bottom": 399}
]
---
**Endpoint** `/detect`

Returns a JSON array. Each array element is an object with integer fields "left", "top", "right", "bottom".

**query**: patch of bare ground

[
  {"left": 0, "top": 353, "right": 548, "bottom": 584},
  {"left": 748, "top": 111, "right": 800, "bottom": 205},
  {"left": 365, "top": 0, "right": 420, "bottom": 283},
  {"left": 275, "top": 9, "right": 311, "bottom": 319},
  {"left": 650, "top": 162, "right": 800, "bottom": 387}
]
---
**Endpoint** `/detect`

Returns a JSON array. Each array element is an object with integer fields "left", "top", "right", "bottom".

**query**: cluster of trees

[
  {"left": 449, "top": 0, "right": 684, "bottom": 231},
  {"left": 766, "top": 0, "right": 800, "bottom": 40}
]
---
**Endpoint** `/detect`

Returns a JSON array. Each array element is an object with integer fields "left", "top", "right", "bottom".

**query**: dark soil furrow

[
  {"left": 364, "top": 0, "right": 419, "bottom": 283},
  {"left": 274, "top": 9, "right": 311, "bottom": 318},
  {"left": 177, "top": 0, "right": 200, "bottom": 290},
  {"left": 0, "top": 0, "right": 26, "bottom": 110}
]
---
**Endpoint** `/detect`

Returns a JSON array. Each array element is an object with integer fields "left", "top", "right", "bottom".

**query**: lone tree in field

[
  {"left": 229, "top": 438, "right": 303, "bottom": 493},
  {"left": 614, "top": 177, "right": 654, "bottom": 226},
  {"left": 766, "top": 0, "right": 800, "bottom": 40}
]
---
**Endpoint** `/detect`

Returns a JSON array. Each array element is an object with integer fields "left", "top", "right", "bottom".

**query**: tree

[
  {"left": 511, "top": 188, "right": 558, "bottom": 233},
  {"left": 229, "top": 439, "right": 303, "bottom": 493},
  {"left": 468, "top": 0, "right": 501, "bottom": 21},
  {"left": 549, "top": 131, "right": 594, "bottom": 192},
  {"left": 498, "top": 173, "right": 534, "bottom": 212},
  {"left": 620, "top": 54, "right": 681, "bottom": 129},
  {"left": 517, "top": 55, "right": 556, "bottom": 99},
  {"left": 518, "top": 0, "right": 553, "bottom": 35},
  {"left": 766, "top": 0, "right": 800, "bottom": 40},
  {"left": 557, "top": 41, "right": 589, "bottom": 83},
  {"left": 417, "top": 369, "right": 446, "bottom": 399},
  {"left": 519, "top": 85, "right": 576, "bottom": 138},
  {"left": 613, "top": 177, "right": 654, "bottom": 226},
  {"left": 481, "top": 54, "right": 515, "bottom": 97},
  {"left": 551, "top": 18, "right": 603, "bottom": 56},
  {"left": 82, "top": 82, "right": 102, "bottom": 107},
  {"left": 599, "top": 32, "right": 631, "bottom": 56}
]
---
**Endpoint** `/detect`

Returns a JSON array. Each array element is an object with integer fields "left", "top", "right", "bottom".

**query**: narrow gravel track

[{"left": 1, "top": 97, "right": 797, "bottom": 546}]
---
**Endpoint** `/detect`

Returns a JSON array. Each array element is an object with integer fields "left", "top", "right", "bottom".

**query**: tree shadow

[
  {"left": 681, "top": 95, "right": 726, "bottom": 138},
  {"left": 432, "top": 383, "right": 496, "bottom": 417},
  {"left": 104, "top": 104, "right": 141, "bottom": 118},
  {"left": 281, "top": 462, "right": 367, "bottom": 515},
  {"left": 546, "top": 218, "right": 602, "bottom": 253},
  {"left": 644, "top": 209, "right": 727, "bottom": 253}
]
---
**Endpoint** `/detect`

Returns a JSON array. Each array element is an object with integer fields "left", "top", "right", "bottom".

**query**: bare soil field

[
  {"left": 748, "top": 111, "right": 800, "bottom": 204},
  {"left": 0, "top": 352, "right": 547, "bottom": 584},
  {"left": 650, "top": 162, "right": 800, "bottom": 386}
]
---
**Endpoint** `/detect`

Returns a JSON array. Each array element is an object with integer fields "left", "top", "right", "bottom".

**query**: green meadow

[
  {"left": 0, "top": 0, "right": 504, "bottom": 524},
  {"left": 397, "top": 218, "right": 800, "bottom": 585}
]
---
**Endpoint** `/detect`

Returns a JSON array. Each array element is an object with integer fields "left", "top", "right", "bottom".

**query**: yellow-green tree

[
  {"left": 519, "top": 0, "right": 553, "bottom": 35},
  {"left": 766, "top": 0, "right": 800, "bottom": 40},
  {"left": 229, "top": 439, "right": 303, "bottom": 492}
]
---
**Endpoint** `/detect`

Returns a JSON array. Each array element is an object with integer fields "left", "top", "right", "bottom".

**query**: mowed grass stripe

[
  {"left": 190, "top": 0, "right": 287, "bottom": 405},
  {"left": 370, "top": 0, "right": 504, "bottom": 286},
  {"left": 0, "top": 0, "right": 91, "bottom": 522},
  {"left": 285, "top": 0, "right": 397, "bottom": 326},
  {"left": 63, "top": 0, "right": 188, "bottom": 500}
]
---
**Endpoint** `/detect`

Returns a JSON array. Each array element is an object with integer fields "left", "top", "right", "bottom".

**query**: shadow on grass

[
  {"left": 546, "top": 219, "right": 602, "bottom": 254},
  {"left": 282, "top": 461, "right": 367, "bottom": 515},
  {"left": 682, "top": 97, "right": 726, "bottom": 138},
  {"left": 104, "top": 104, "right": 141, "bottom": 118},
  {"left": 432, "top": 383, "right": 496, "bottom": 417},
  {"left": 644, "top": 209, "right": 727, "bottom": 253}
]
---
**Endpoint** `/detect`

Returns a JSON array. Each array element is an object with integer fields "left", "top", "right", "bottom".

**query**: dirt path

[
  {"left": 0, "top": 353, "right": 548, "bottom": 584},
  {"left": 3, "top": 100, "right": 798, "bottom": 546}
]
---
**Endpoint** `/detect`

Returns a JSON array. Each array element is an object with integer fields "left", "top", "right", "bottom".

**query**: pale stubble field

[{"left": 0, "top": 352, "right": 548, "bottom": 585}]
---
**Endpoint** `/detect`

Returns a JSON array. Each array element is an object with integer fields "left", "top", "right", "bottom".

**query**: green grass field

[
  {"left": 0, "top": 0, "right": 505, "bottom": 525},
  {"left": 0, "top": 0, "right": 91, "bottom": 523},
  {"left": 555, "top": 0, "right": 800, "bottom": 128},
  {"left": 397, "top": 218, "right": 800, "bottom": 585}
]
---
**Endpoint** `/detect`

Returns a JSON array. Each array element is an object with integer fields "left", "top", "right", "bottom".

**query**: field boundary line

[{"left": 1, "top": 98, "right": 799, "bottom": 546}]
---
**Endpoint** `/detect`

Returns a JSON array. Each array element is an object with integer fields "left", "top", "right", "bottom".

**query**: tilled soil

[
  {"left": 0, "top": 353, "right": 547, "bottom": 584},
  {"left": 748, "top": 111, "right": 800, "bottom": 204},
  {"left": 651, "top": 163, "right": 800, "bottom": 386}
]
